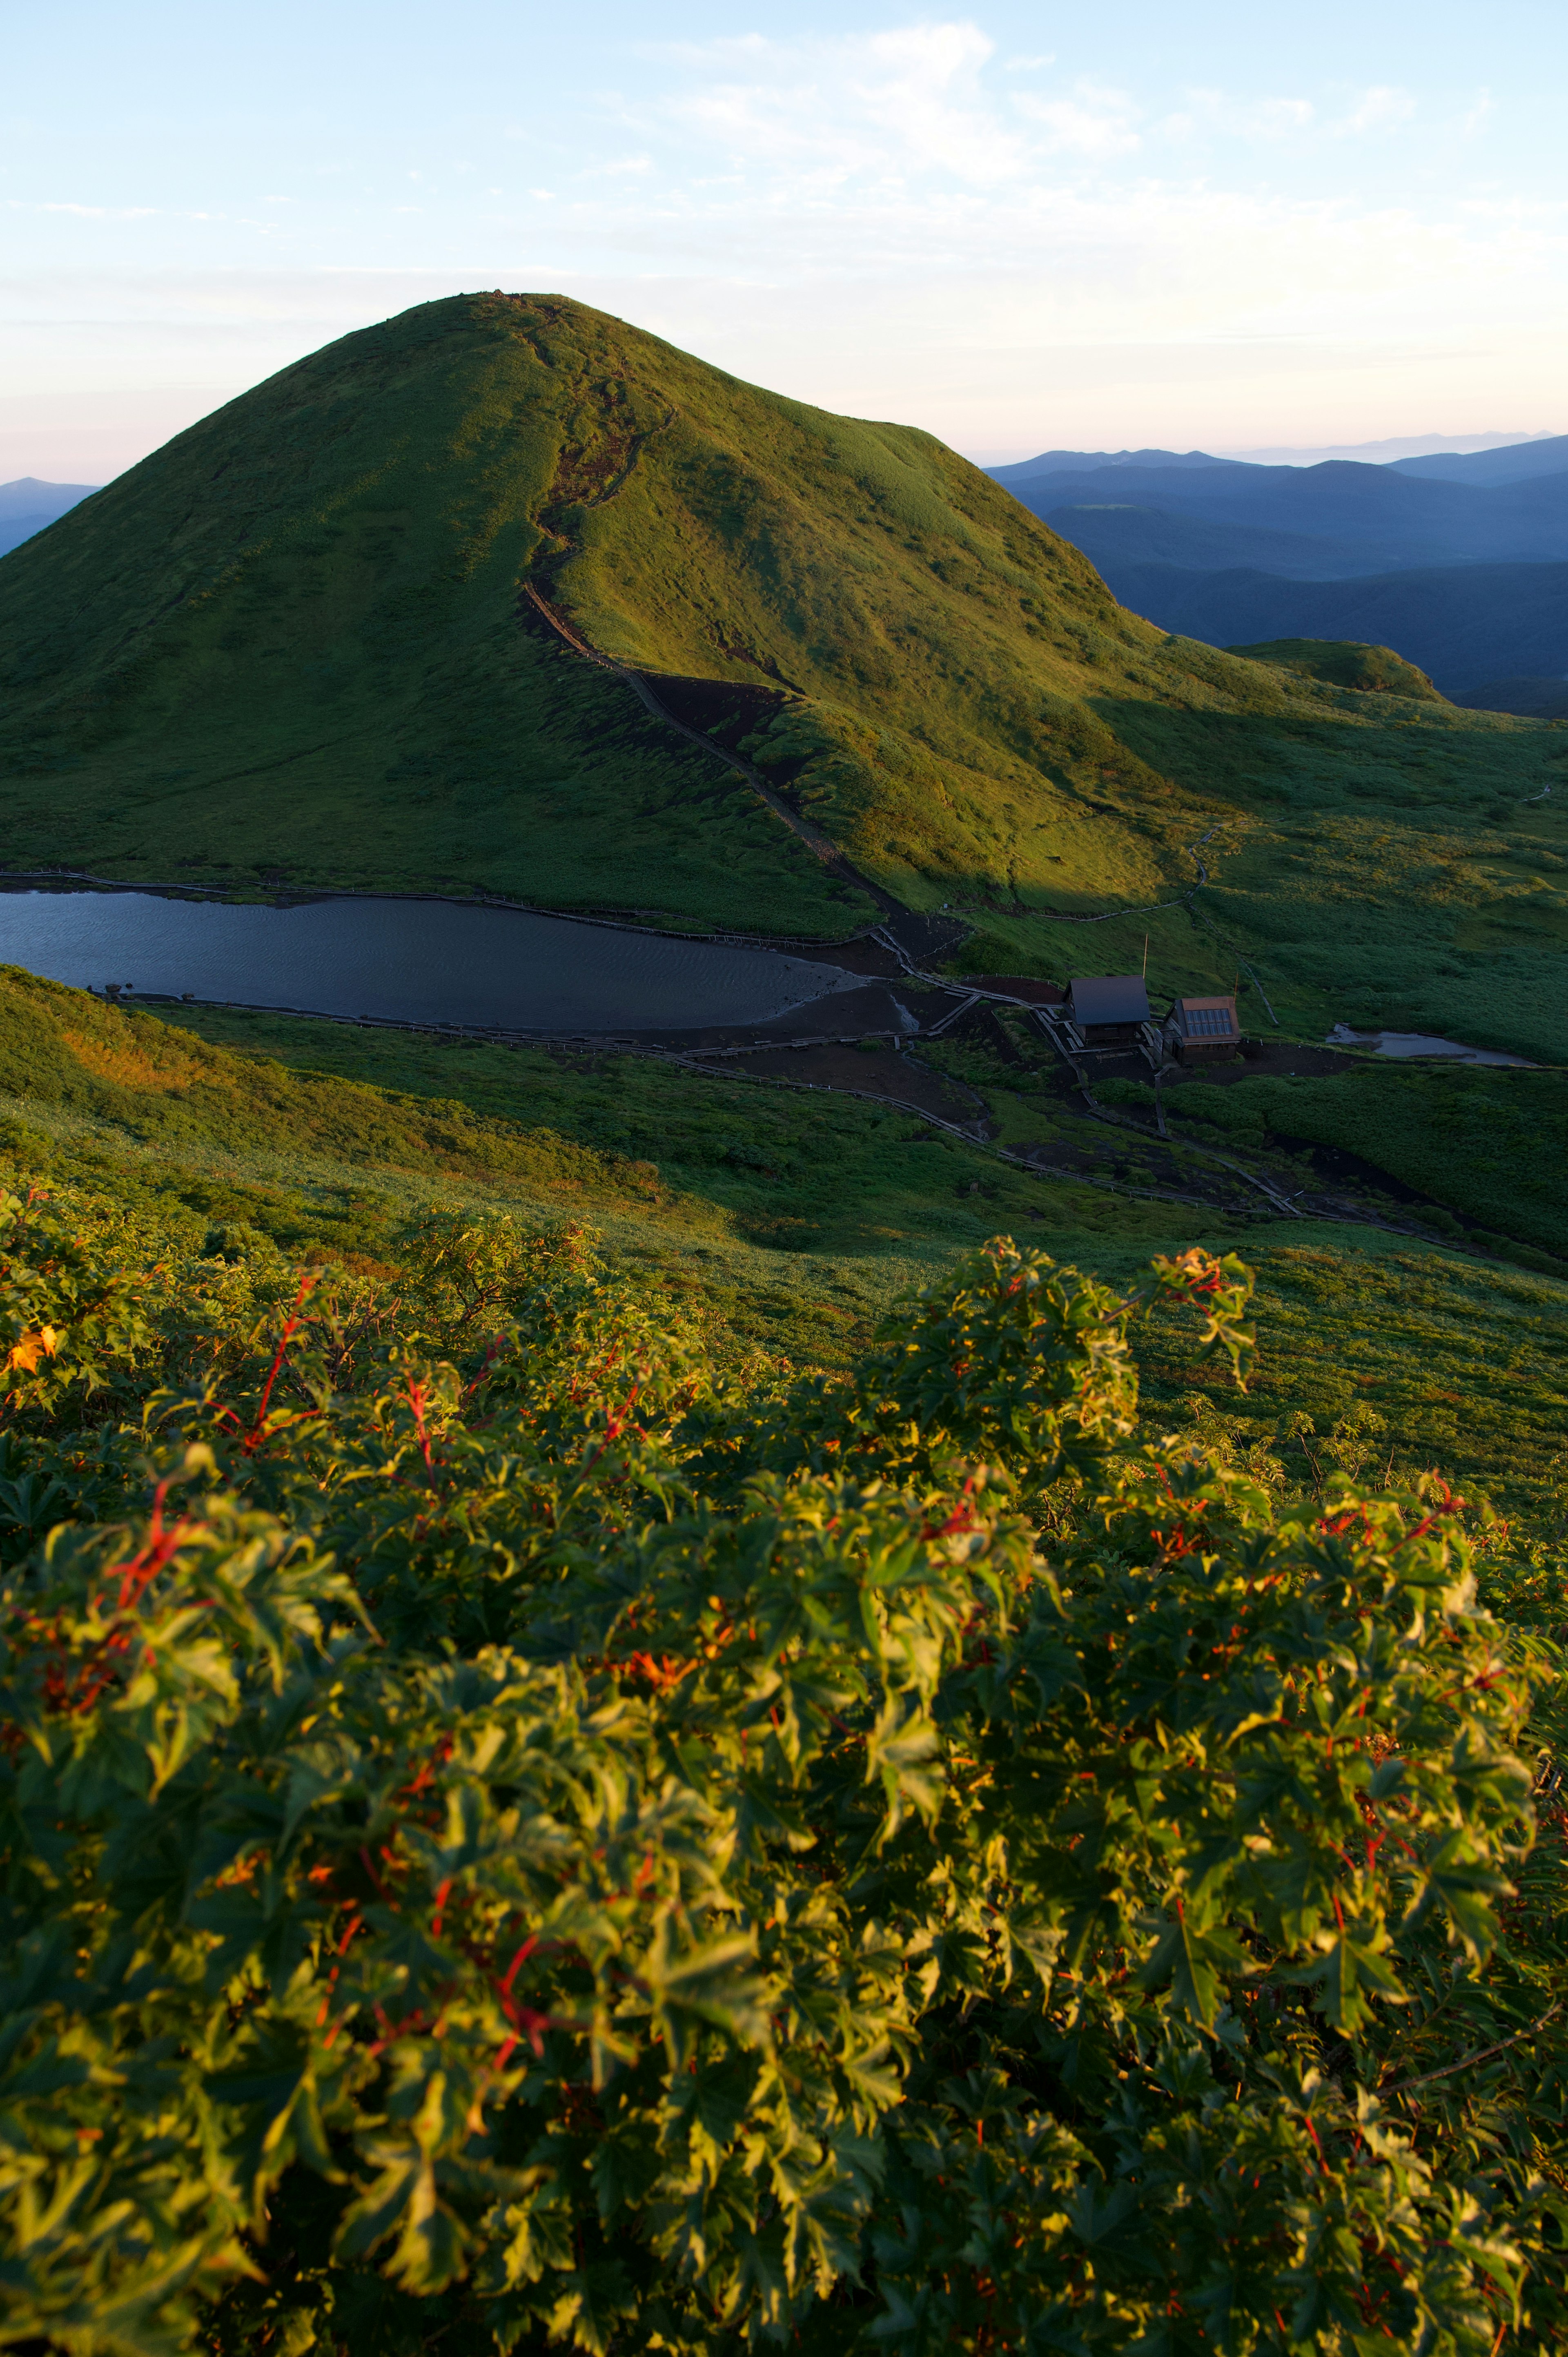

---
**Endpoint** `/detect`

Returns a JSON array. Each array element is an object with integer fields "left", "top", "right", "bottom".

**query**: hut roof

[
  {"left": 1069, "top": 975, "right": 1150, "bottom": 1027},
  {"left": 1176, "top": 994, "right": 1238, "bottom": 1039}
]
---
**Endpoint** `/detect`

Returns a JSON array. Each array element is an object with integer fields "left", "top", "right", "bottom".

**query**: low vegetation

[
  {"left": 5, "top": 970, "right": 1562, "bottom": 1518},
  {"left": 5, "top": 1148, "right": 1568, "bottom": 2355},
  {"left": 1224, "top": 639, "right": 1448, "bottom": 700},
  {"left": 1098, "top": 1060, "right": 1568, "bottom": 1266},
  {"left": 0, "top": 968, "right": 1171, "bottom": 1358}
]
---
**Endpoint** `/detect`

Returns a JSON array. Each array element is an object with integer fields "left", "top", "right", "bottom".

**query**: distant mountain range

[
  {"left": 989, "top": 448, "right": 1246, "bottom": 482},
  {"left": 989, "top": 436, "right": 1568, "bottom": 704},
  {"left": 1389, "top": 434, "right": 1568, "bottom": 486},
  {"left": 1099, "top": 562, "right": 1568, "bottom": 698},
  {"left": 0, "top": 478, "right": 100, "bottom": 559},
  {"left": 1226, "top": 432, "right": 1563, "bottom": 467}
]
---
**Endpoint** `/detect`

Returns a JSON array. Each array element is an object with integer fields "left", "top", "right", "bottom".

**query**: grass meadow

[{"left": 4, "top": 967, "right": 1561, "bottom": 1530}]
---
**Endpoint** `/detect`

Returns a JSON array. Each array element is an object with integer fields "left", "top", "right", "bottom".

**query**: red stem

[{"left": 242, "top": 1273, "right": 319, "bottom": 1454}]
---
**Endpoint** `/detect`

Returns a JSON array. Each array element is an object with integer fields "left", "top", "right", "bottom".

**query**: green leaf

[
  {"left": 1286, "top": 1916, "right": 1409, "bottom": 2034},
  {"left": 1138, "top": 1902, "right": 1252, "bottom": 2029}
]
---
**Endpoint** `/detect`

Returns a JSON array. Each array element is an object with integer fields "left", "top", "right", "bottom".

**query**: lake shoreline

[{"left": 0, "top": 883, "right": 962, "bottom": 1045}]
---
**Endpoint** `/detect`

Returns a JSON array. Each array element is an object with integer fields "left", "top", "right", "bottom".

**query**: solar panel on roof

[{"left": 1183, "top": 1006, "right": 1235, "bottom": 1037}]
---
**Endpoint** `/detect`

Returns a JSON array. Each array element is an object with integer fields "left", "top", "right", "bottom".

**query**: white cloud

[
  {"left": 9, "top": 200, "right": 158, "bottom": 219},
  {"left": 1339, "top": 85, "right": 1417, "bottom": 134},
  {"left": 1462, "top": 88, "right": 1495, "bottom": 139},
  {"left": 1163, "top": 89, "right": 1314, "bottom": 142},
  {"left": 1015, "top": 82, "right": 1141, "bottom": 157},
  {"left": 653, "top": 22, "right": 1029, "bottom": 190}
]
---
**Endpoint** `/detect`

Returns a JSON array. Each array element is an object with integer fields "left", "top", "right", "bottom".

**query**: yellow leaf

[{"left": 6, "top": 1325, "right": 60, "bottom": 1374}]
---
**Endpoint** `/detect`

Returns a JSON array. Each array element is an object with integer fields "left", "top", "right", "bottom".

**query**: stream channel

[{"left": 0, "top": 889, "right": 878, "bottom": 1035}]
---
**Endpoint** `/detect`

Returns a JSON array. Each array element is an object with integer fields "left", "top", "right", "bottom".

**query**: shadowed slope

[{"left": 1224, "top": 640, "right": 1448, "bottom": 700}]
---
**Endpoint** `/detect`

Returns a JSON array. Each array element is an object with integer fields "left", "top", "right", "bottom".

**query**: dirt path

[{"left": 520, "top": 586, "right": 903, "bottom": 914}]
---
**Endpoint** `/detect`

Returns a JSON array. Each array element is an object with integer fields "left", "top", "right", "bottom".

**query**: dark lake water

[{"left": 0, "top": 890, "right": 866, "bottom": 1034}]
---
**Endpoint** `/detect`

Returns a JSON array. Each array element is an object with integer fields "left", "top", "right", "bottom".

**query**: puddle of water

[
  {"left": 0, "top": 890, "right": 865, "bottom": 1034},
  {"left": 1327, "top": 1023, "right": 1535, "bottom": 1068}
]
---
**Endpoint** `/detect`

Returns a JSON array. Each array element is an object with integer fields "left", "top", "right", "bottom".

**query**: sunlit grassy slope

[
  {"left": 2, "top": 292, "right": 1563, "bottom": 1043},
  {"left": 0, "top": 964, "right": 1163, "bottom": 1360},
  {"left": 4, "top": 966, "right": 1561, "bottom": 1521}
]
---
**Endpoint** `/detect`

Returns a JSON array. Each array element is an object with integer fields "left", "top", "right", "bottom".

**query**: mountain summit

[
  {"left": 0, "top": 291, "right": 1213, "bottom": 926},
  {"left": 0, "top": 294, "right": 1550, "bottom": 950}
]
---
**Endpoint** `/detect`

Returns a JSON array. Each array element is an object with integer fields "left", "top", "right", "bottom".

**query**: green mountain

[
  {"left": 1225, "top": 637, "right": 1448, "bottom": 699},
  {"left": 0, "top": 292, "right": 1563, "bottom": 1052}
]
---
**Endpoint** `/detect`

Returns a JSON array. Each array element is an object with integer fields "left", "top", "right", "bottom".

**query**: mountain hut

[
  {"left": 1067, "top": 974, "right": 1150, "bottom": 1049},
  {"left": 1169, "top": 993, "right": 1241, "bottom": 1063}
]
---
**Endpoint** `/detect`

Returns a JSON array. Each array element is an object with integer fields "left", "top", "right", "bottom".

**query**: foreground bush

[{"left": 1, "top": 1185, "right": 1565, "bottom": 2355}]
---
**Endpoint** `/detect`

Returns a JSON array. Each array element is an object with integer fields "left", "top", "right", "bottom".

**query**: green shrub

[{"left": 1, "top": 1185, "right": 1566, "bottom": 2355}]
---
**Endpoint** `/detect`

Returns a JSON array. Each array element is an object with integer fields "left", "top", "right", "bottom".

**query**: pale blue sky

[{"left": 4, "top": 0, "right": 1564, "bottom": 478}]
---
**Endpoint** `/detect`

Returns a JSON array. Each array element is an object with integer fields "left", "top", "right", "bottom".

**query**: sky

[{"left": 4, "top": 0, "right": 1566, "bottom": 482}]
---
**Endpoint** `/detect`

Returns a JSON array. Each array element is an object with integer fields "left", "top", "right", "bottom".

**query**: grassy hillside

[
  {"left": 1225, "top": 637, "right": 1447, "bottom": 699},
  {"left": 0, "top": 963, "right": 1170, "bottom": 1362},
  {"left": 2, "top": 293, "right": 1563, "bottom": 1060},
  {"left": 5, "top": 966, "right": 1561, "bottom": 1521},
  {"left": 1100, "top": 1057, "right": 1568, "bottom": 1262},
  {"left": 947, "top": 676, "right": 1566, "bottom": 1060},
  {"left": 0, "top": 308, "right": 862, "bottom": 935},
  {"left": 169, "top": 999, "right": 1568, "bottom": 1528}
]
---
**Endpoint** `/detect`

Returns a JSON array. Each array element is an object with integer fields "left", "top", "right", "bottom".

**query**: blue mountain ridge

[
  {"left": 0, "top": 479, "right": 100, "bottom": 560},
  {"left": 987, "top": 434, "right": 1568, "bottom": 705}
]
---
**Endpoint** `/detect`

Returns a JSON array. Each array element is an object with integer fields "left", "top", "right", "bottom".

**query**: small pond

[
  {"left": 1326, "top": 1023, "right": 1535, "bottom": 1069},
  {"left": 0, "top": 890, "right": 864, "bottom": 1034}
]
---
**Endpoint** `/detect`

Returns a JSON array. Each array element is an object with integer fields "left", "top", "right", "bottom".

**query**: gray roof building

[{"left": 1069, "top": 975, "right": 1151, "bottom": 1030}]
